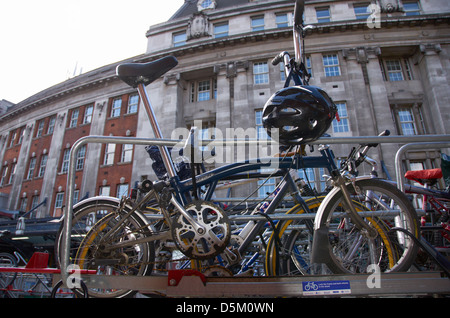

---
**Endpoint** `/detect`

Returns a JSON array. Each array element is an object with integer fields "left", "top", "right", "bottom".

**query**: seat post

[{"left": 137, "top": 83, "right": 177, "bottom": 178}]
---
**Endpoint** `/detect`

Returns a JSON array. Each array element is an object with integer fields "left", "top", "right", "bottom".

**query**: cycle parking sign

[{"left": 302, "top": 280, "right": 351, "bottom": 296}]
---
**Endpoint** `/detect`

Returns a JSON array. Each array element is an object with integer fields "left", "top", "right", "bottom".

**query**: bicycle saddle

[
  {"left": 117, "top": 56, "right": 178, "bottom": 88},
  {"left": 405, "top": 168, "right": 443, "bottom": 185}
]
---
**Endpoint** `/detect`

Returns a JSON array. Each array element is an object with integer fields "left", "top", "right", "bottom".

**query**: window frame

[
  {"left": 127, "top": 94, "right": 139, "bottom": 114},
  {"left": 403, "top": 1, "right": 421, "bottom": 16},
  {"left": 69, "top": 109, "right": 79, "bottom": 128},
  {"left": 354, "top": 3, "right": 371, "bottom": 20},
  {"left": 111, "top": 97, "right": 122, "bottom": 118},
  {"left": 83, "top": 104, "right": 94, "bottom": 124},
  {"left": 173, "top": 31, "right": 187, "bottom": 47},
  {"left": 190, "top": 78, "right": 217, "bottom": 103},
  {"left": 38, "top": 154, "right": 48, "bottom": 178},
  {"left": 251, "top": 15, "right": 265, "bottom": 32},
  {"left": 76, "top": 145, "right": 86, "bottom": 171},
  {"left": 121, "top": 144, "right": 133, "bottom": 163},
  {"left": 27, "top": 157, "right": 36, "bottom": 180},
  {"left": 316, "top": 7, "right": 331, "bottom": 23},
  {"left": 214, "top": 22, "right": 229, "bottom": 38},
  {"left": 323, "top": 54, "right": 341, "bottom": 77},
  {"left": 332, "top": 102, "right": 350, "bottom": 133},
  {"left": 253, "top": 62, "right": 269, "bottom": 85},
  {"left": 379, "top": 58, "right": 414, "bottom": 81}
]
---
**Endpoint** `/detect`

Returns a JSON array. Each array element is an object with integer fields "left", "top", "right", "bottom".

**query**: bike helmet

[{"left": 262, "top": 86, "right": 337, "bottom": 145}]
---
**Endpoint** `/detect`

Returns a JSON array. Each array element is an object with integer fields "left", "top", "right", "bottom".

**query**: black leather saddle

[{"left": 116, "top": 56, "right": 178, "bottom": 88}]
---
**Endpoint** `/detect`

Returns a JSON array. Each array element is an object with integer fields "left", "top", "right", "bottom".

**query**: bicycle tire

[
  {"left": 313, "top": 178, "right": 419, "bottom": 274},
  {"left": 55, "top": 197, "right": 155, "bottom": 298},
  {"left": 264, "top": 197, "right": 323, "bottom": 276},
  {"left": 0, "top": 252, "right": 18, "bottom": 296}
]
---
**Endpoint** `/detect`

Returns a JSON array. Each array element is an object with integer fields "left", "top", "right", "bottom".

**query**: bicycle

[
  {"left": 56, "top": 0, "right": 419, "bottom": 297},
  {"left": 404, "top": 163, "right": 450, "bottom": 271}
]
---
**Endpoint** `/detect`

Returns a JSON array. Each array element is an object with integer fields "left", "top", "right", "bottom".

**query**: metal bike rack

[
  {"left": 59, "top": 133, "right": 450, "bottom": 297},
  {"left": 395, "top": 141, "right": 450, "bottom": 192}
]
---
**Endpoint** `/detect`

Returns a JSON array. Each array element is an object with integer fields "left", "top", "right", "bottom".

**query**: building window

[
  {"left": 306, "top": 56, "right": 313, "bottom": 77},
  {"left": 36, "top": 120, "right": 45, "bottom": 137},
  {"left": 111, "top": 98, "right": 122, "bottom": 118},
  {"left": 104, "top": 144, "right": 116, "bottom": 165},
  {"left": 190, "top": 79, "right": 217, "bottom": 102},
  {"left": 117, "top": 184, "right": 129, "bottom": 198},
  {"left": 386, "top": 60, "right": 404, "bottom": 81},
  {"left": 8, "top": 163, "right": 16, "bottom": 185},
  {"left": 214, "top": 22, "right": 229, "bottom": 38},
  {"left": 0, "top": 166, "right": 8, "bottom": 187},
  {"left": 276, "top": 13, "right": 290, "bottom": 28},
  {"left": 173, "top": 32, "right": 186, "bottom": 47},
  {"left": 83, "top": 105, "right": 94, "bottom": 124},
  {"left": 55, "top": 192, "right": 64, "bottom": 209},
  {"left": 323, "top": 54, "right": 341, "bottom": 77},
  {"left": 73, "top": 190, "right": 79, "bottom": 205},
  {"left": 76, "top": 145, "right": 86, "bottom": 171},
  {"left": 127, "top": 94, "right": 139, "bottom": 114},
  {"left": 121, "top": 144, "right": 133, "bottom": 163},
  {"left": 332, "top": 103, "right": 350, "bottom": 133},
  {"left": 251, "top": 16, "right": 265, "bottom": 31},
  {"left": 255, "top": 110, "right": 270, "bottom": 140},
  {"left": 198, "top": 80, "right": 211, "bottom": 101},
  {"left": 9, "top": 131, "right": 16, "bottom": 147},
  {"left": 403, "top": 1, "right": 420, "bottom": 16},
  {"left": 258, "top": 174, "right": 276, "bottom": 198},
  {"left": 31, "top": 195, "right": 39, "bottom": 213},
  {"left": 69, "top": 109, "right": 79, "bottom": 128},
  {"left": 391, "top": 104, "right": 426, "bottom": 136},
  {"left": 38, "top": 154, "right": 48, "bottom": 177},
  {"left": 20, "top": 197, "right": 28, "bottom": 212},
  {"left": 380, "top": 59, "right": 413, "bottom": 81},
  {"left": 254, "top": 62, "right": 269, "bottom": 84},
  {"left": 316, "top": 7, "right": 331, "bottom": 23},
  {"left": 398, "top": 108, "right": 417, "bottom": 135},
  {"left": 99, "top": 185, "right": 110, "bottom": 196},
  {"left": 61, "top": 149, "right": 70, "bottom": 173},
  {"left": 47, "top": 116, "right": 56, "bottom": 134},
  {"left": 18, "top": 127, "right": 25, "bottom": 145},
  {"left": 354, "top": 3, "right": 371, "bottom": 20},
  {"left": 27, "top": 157, "right": 36, "bottom": 180}
]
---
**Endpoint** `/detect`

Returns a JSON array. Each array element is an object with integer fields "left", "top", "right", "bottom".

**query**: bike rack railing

[
  {"left": 394, "top": 141, "right": 450, "bottom": 192},
  {"left": 60, "top": 133, "right": 450, "bottom": 287}
]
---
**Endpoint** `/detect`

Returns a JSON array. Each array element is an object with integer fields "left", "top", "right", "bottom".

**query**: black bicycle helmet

[{"left": 262, "top": 85, "right": 337, "bottom": 145}]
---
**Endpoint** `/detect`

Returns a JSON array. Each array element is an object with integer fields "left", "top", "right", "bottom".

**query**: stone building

[{"left": 0, "top": 0, "right": 449, "bottom": 217}]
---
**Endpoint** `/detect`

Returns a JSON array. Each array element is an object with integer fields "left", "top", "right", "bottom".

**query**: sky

[{"left": 0, "top": 0, "right": 185, "bottom": 104}]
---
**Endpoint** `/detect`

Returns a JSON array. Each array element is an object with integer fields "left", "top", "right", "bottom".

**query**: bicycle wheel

[
  {"left": 0, "top": 252, "right": 18, "bottom": 297},
  {"left": 264, "top": 197, "right": 323, "bottom": 276},
  {"left": 314, "top": 178, "right": 419, "bottom": 274},
  {"left": 55, "top": 197, "right": 155, "bottom": 298}
]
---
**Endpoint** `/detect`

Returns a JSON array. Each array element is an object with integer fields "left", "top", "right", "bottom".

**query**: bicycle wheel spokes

[
  {"left": 323, "top": 179, "right": 419, "bottom": 274},
  {"left": 56, "top": 198, "right": 155, "bottom": 298},
  {"left": 265, "top": 197, "right": 323, "bottom": 276}
]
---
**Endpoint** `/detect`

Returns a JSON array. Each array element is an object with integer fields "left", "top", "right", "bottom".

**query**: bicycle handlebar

[
  {"left": 272, "top": 51, "right": 289, "bottom": 66},
  {"left": 341, "top": 130, "right": 390, "bottom": 174},
  {"left": 294, "top": 0, "right": 305, "bottom": 26}
]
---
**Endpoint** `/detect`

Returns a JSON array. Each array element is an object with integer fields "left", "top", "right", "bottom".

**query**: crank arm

[
  {"left": 104, "top": 230, "right": 172, "bottom": 251},
  {"left": 170, "top": 195, "right": 207, "bottom": 234}
]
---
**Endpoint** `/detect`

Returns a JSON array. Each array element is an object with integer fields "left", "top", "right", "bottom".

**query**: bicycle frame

[{"left": 90, "top": 0, "right": 339, "bottom": 267}]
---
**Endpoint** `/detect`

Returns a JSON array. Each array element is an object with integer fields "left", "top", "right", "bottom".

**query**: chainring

[{"left": 171, "top": 201, "right": 231, "bottom": 260}]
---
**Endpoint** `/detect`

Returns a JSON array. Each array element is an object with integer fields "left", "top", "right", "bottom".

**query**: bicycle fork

[
  {"left": 330, "top": 170, "right": 378, "bottom": 239},
  {"left": 311, "top": 171, "right": 378, "bottom": 264}
]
